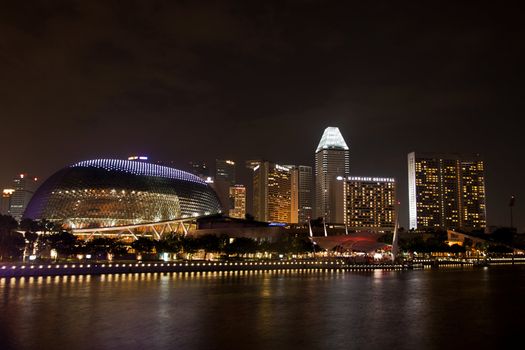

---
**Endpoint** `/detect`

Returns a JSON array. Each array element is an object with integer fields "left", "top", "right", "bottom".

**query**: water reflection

[{"left": 2, "top": 267, "right": 525, "bottom": 350}]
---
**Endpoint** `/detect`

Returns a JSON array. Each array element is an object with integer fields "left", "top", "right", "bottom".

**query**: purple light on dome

[{"left": 71, "top": 159, "right": 206, "bottom": 184}]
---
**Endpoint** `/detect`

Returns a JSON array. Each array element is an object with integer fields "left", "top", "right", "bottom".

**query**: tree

[
  {"left": 491, "top": 228, "right": 515, "bottom": 245},
  {"left": 291, "top": 236, "right": 315, "bottom": 255},
  {"left": 449, "top": 244, "right": 465, "bottom": 254},
  {"left": 157, "top": 233, "right": 184, "bottom": 254},
  {"left": 195, "top": 234, "right": 222, "bottom": 260},
  {"left": 226, "top": 237, "right": 258, "bottom": 257},
  {"left": 85, "top": 238, "right": 127, "bottom": 259},
  {"left": 0, "top": 221, "right": 24, "bottom": 261},
  {"left": 181, "top": 236, "right": 199, "bottom": 260},
  {"left": 19, "top": 218, "right": 42, "bottom": 233},
  {"left": 45, "top": 231, "right": 79, "bottom": 258},
  {"left": 0, "top": 215, "right": 24, "bottom": 261},
  {"left": 131, "top": 237, "right": 156, "bottom": 255}
]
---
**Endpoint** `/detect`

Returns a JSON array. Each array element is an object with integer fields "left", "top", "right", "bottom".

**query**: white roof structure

[{"left": 315, "top": 127, "right": 349, "bottom": 153}]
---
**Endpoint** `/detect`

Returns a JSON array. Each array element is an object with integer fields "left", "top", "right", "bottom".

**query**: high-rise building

[
  {"left": 287, "top": 165, "right": 313, "bottom": 224},
  {"left": 188, "top": 161, "right": 210, "bottom": 179},
  {"left": 408, "top": 152, "right": 486, "bottom": 232},
  {"left": 253, "top": 161, "right": 294, "bottom": 223},
  {"left": 216, "top": 159, "right": 236, "bottom": 184},
  {"left": 315, "top": 126, "right": 350, "bottom": 223},
  {"left": 290, "top": 168, "right": 299, "bottom": 224},
  {"left": 229, "top": 185, "right": 246, "bottom": 219},
  {"left": 335, "top": 176, "right": 396, "bottom": 232},
  {"left": 10, "top": 174, "right": 39, "bottom": 221},
  {"left": 1, "top": 189, "right": 15, "bottom": 216},
  {"left": 215, "top": 159, "right": 236, "bottom": 211}
]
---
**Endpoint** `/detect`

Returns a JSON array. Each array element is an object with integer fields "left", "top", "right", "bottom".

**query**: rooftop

[{"left": 316, "top": 127, "right": 349, "bottom": 153}]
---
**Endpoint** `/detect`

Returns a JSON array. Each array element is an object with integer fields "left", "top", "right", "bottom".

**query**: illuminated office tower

[
  {"left": 408, "top": 152, "right": 486, "bottom": 231},
  {"left": 288, "top": 165, "right": 313, "bottom": 224},
  {"left": 253, "top": 162, "right": 293, "bottom": 223},
  {"left": 315, "top": 127, "right": 349, "bottom": 223},
  {"left": 229, "top": 185, "right": 246, "bottom": 219},
  {"left": 10, "top": 174, "right": 39, "bottom": 221},
  {"left": 215, "top": 159, "right": 236, "bottom": 210},
  {"left": 1, "top": 189, "right": 15, "bottom": 215},
  {"left": 338, "top": 176, "right": 396, "bottom": 232}
]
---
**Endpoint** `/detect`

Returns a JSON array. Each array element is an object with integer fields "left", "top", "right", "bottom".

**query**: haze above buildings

[{"left": 0, "top": 1, "right": 523, "bottom": 230}]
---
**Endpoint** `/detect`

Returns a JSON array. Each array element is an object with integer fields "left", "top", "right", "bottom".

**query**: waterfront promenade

[{"left": 1, "top": 257, "right": 524, "bottom": 278}]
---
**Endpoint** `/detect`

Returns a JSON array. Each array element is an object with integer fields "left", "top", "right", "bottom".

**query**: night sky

[{"left": 1, "top": 1, "right": 523, "bottom": 230}]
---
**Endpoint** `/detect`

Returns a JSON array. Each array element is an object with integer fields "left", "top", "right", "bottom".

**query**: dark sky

[{"left": 1, "top": 1, "right": 524, "bottom": 230}]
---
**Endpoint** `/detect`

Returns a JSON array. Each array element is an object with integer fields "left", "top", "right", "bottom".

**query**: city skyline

[{"left": 1, "top": 1, "right": 523, "bottom": 231}]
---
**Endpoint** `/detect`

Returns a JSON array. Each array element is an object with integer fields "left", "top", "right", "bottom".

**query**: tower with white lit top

[{"left": 315, "top": 127, "right": 349, "bottom": 223}]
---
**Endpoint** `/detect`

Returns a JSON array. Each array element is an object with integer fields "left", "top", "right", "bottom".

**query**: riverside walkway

[
  {"left": 0, "top": 260, "right": 406, "bottom": 278},
  {"left": 1, "top": 257, "right": 524, "bottom": 278}
]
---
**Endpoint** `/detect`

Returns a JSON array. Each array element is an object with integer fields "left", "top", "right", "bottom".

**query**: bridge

[{"left": 71, "top": 217, "right": 198, "bottom": 240}]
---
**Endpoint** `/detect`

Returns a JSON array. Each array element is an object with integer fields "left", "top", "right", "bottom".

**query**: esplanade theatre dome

[{"left": 24, "top": 159, "right": 222, "bottom": 229}]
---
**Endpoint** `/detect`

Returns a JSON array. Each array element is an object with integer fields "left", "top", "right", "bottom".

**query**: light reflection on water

[{"left": 1, "top": 267, "right": 525, "bottom": 350}]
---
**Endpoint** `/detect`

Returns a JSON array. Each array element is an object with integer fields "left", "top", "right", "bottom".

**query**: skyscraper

[
  {"left": 229, "top": 185, "right": 246, "bottom": 219},
  {"left": 337, "top": 176, "right": 396, "bottom": 232},
  {"left": 408, "top": 152, "right": 486, "bottom": 232},
  {"left": 288, "top": 165, "right": 313, "bottom": 224},
  {"left": 215, "top": 159, "right": 236, "bottom": 211},
  {"left": 315, "top": 127, "right": 350, "bottom": 223},
  {"left": 216, "top": 159, "right": 236, "bottom": 184},
  {"left": 253, "top": 161, "right": 294, "bottom": 223},
  {"left": 10, "top": 174, "right": 39, "bottom": 221},
  {"left": 188, "top": 161, "right": 210, "bottom": 179},
  {"left": 1, "top": 189, "right": 15, "bottom": 215}
]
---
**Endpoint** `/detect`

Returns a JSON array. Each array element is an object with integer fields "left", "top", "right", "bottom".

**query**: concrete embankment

[
  {"left": 2, "top": 258, "right": 523, "bottom": 278},
  {"left": 0, "top": 260, "right": 407, "bottom": 278}
]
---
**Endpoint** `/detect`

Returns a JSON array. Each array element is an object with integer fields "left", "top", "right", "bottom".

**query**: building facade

[
  {"left": 315, "top": 127, "right": 350, "bottom": 223},
  {"left": 288, "top": 165, "right": 313, "bottom": 224},
  {"left": 408, "top": 152, "right": 486, "bottom": 232},
  {"left": 24, "top": 159, "right": 222, "bottom": 229},
  {"left": 216, "top": 159, "right": 236, "bottom": 184},
  {"left": 340, "top": 176, "right": 396, "bottom": 232},
  {"left": 228, "top": 185, "right": 246, "bottom": 219},
  {"left": 188, "top": 161, "right": 210, "bottom": 179},
  {"left": 1, "top": 189, "right": 15, "bottom": 216},
  {"left": 9, "top": 174, "right": 39, "bottom": 221},
  {"left": 253, "top": 162, "right": 295, "bottom": 223},
  {"left": 214, "top": 159, "right": 236, "bottom": 211}
]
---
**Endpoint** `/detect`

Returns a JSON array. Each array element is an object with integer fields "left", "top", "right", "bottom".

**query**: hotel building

[
  {"left": 408, "top": 152, "right": 486, "bottom": 232},
  {"left": 339, "top": 176, "right": 396, "bottom": 232}
]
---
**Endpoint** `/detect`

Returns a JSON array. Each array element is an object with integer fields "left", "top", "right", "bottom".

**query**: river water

[{"left": 1, "top": 266, "right": 524, "bottom": 350}]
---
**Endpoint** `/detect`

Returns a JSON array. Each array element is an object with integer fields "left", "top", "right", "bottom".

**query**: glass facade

[
  {"left": 24, "top": 159, "right": 222, "bottom": 229},
  {"left": 253, "top": 162, "right": 293, "bottom": 223}
]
